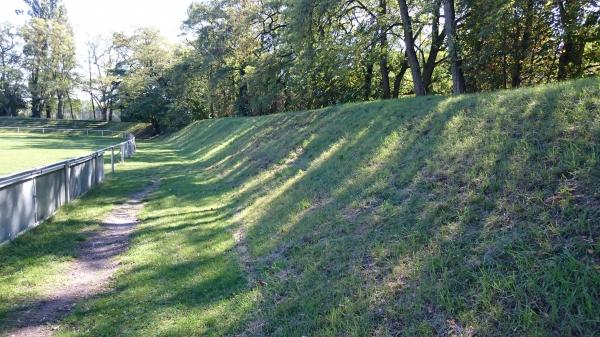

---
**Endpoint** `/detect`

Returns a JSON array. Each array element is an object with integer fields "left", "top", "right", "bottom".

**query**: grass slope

[
  {"left": 0, "top": 133, "right": 121, "bottom": 175},
  {"left": 1, "top": 78, "right": 599, "bottom": 336}
]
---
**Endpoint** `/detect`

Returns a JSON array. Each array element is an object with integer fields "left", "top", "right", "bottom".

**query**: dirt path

[{"left": 7, "top": 181, "right": 159, "bottom": 337}]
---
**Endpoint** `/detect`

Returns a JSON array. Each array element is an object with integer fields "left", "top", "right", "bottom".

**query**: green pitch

[{"left": 0, "top": 133, "right": 124, "bottom": 176}]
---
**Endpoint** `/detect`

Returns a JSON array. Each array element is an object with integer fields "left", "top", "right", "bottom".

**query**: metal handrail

[{"left": 0, "top": 126, "right": 125, "bottom": 138}]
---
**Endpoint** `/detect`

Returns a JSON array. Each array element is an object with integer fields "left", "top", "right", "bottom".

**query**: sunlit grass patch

[{"left": 0, "top": 133, "right": 123, "bottom": 175}]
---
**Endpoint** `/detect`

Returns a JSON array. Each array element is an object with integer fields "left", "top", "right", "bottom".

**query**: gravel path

[{"left": 7, "top": 181, "right": 159, "bottom": 337}]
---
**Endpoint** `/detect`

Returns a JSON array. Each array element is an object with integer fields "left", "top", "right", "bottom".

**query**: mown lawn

[
  {"left": 0, "top": 133, "right": 123, "bottom": 175},
  {"left": 1, "top": 78, "right": 599, "bottom": 336},
  {"left": 0, "top": 117, "right": 150, "bottom": 134}
]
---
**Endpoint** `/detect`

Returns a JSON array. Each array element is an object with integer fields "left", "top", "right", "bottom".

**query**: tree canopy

[{"left": 0, "top": 0, "right": 598, "bottom": 130}]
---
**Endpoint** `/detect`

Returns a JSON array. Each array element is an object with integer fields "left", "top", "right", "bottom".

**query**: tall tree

[
  {"left": 48, "top": 17, "right": 76, "bottom": 119},
  {"left": 85, "top": 37, "right": 126, "bottom": 121},
  {"left": 0, "top": 23, "right": 26, "bottom": 116},
  {"left": 422, "top": 0, "right": 446, "bottom": 93},
  {"left": 116, "top": 28, "right": 175, "bottom": 132},
  {"left": 378, "top": 0, "right": 391, "bottom": 99},
  {"left": 397, "top": 0, "right": 426, "bottom": 95},
  {"left": 554, "top": 0, "right": 600, "bottom": 80},
  {"left": 21, "top": 18, "right": 50, "bottom": 118},
  {"left": 443, "top": 0, "right": 465, "bottom": 93},
  {"left": 21, "top": 0, "right": 76, "bottom": 119}
]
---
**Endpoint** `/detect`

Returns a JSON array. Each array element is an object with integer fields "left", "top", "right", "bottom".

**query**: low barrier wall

[{"left": 0, "top": 136, "right": 136, "bottom": 244}]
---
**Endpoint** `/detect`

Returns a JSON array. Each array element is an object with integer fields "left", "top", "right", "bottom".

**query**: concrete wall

[{"left": 0, "top": 154, "right": 104, "bottom": 243}]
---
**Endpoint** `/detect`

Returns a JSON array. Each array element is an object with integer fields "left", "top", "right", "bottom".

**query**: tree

[
  {"left": 0, "top": 23, "right": 26, "bottom": 116},
  {"left": 443, "top": 0, "right": 465, "bottom": 93},
  {"left": 21, "top": 18, "right": 50, "bottom": 118},
  {"left": 85, "top": 36, "right": 126, "bottom": 121},
  {"left": 397, "top": 0, "right": 426, "bottom": 95},
  {"left": 21, "top": 0, "right": 76, "bottom": 119},
  {"left": 116, "top": 28, "right": 175, "bottom": 132},
  {"left": 48, "top": 17, "right": 76, "bottom": 119},
  {"left": 554, "top": 0, "right": 600, "bottom": 80}
]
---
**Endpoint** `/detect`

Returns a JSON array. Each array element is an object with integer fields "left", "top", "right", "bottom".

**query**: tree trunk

[
  {"left": 443, "top": 0, "right": 466, "bottom": 94},
  {"left": 363, "top": 61, "right": 374, "bottom": 100},
  {"left": 150, "top": 117, "right": 160, "bottom": 134},
  {"left": 108, "top": 98, "right": 113, "bottom": 121},
  {"left": 30, "top": 71, "right": 42, "bottom": 118},
  {"left": 378, "top": 0, "right": 391, "bottom": 99},
  {"left": 393, "top": 61, "right": 409, "bottom": 98},
  {"left": 379, "top": 46, "right": 391, "bottom": 99},
  {"left": 45, "top": 103, "right": 51, "bottom": 119},
  {"left": 422, "top": 0, "right": 444, "bottom": 93},
  {"left": 237, "top": 66, "right": 249, "bottom": 116},
  {"left": 56, "top": 91, "right": 65, "bottom": 119},
  {"left": 397, "top": 0, "right": 426, "bottom": 96},
  {"left": 88, "top": 50, "right": 96, "bottom": 120},
  {"left": 511, "top": 0, "right": 534, "bottom": 87},
  {"left": 557, "top": 39, "right": 584, "bottom": 80},
  {"left": 101, "top": 106, "right": 108, "bottom": 121},
  {"left": 31, "top": 96, "right": 42, "bottom": 118},
  {"left": 555, "top": 0, "right": 589, "bottom": 80},
  {"left": 67, "top": 92, "right": 74, "bottom": 120}
]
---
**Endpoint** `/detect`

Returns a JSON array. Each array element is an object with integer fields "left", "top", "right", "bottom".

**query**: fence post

[
  {"left": 101, "top": 130, "right": 104, "bottom": 137},
  {"left": 64, "top": 161, "right": 70, "bottom": 203},
  {"left": 42, "top": 128, "right": 45, "bottom": 134},
  {"left": 87, "top": 129, "right": 89, "bottom": 136},
  {"left": 92, "top": 154, "right": 97, "bottom": 185},
  {"left": 111, "top": 146, "right": 115, "bottom": 173},
  {"left": 120, "top": 143, "right": 125, "bottom": 163},
  {"left": 33, "top": 175, "right": 38, "bottom": 224}
]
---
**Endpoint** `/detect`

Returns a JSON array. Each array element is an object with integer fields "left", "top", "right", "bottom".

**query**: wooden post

[
  {"left": 64, "top": 161, "right": 70, "bottom": 203},
  {"left": 120, "top": 143, "right": 124, "bottom": 163}
]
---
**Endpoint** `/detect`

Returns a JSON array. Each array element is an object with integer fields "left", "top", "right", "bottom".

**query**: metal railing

[
  {"left": 0, "top": 126, "right": 126, "bottom": 138},
  {"left": 0, "top": 135, "right": 136, "bottom": 244}
]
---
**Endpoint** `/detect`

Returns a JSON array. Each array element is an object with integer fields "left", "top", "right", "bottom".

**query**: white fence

[
  {"left": 0, "top": 126, "right": 125, "bottom": 138},
  {"left": 0, "top": 135, "right": 136, "bottom": 244}
]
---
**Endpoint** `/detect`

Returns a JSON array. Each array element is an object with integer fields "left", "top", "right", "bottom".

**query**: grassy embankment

[{"left": 0, "top": 78, "right": 599, "bottom": 336}]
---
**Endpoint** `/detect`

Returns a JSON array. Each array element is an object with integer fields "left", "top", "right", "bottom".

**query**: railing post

[
  {"left": 64, "top": 161, "right": 70, "bottom": 203},
  {"left": 120, "top": 143, "right": 125, "bottom": 163},
  {"left": 33, "top": 175, "right": 38, "bottom": 224},
  {"left": 92, "top": 153, "right": 96, "bottom": 185}
]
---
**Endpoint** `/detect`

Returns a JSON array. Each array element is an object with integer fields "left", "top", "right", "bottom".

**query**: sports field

[{"left": 0, "top": 133, "right": 123, "bottom": 176}]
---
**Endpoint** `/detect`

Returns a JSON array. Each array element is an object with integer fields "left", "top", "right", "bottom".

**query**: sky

[{"left": 0, "top": 0, "right": 193, "bottom": 60}]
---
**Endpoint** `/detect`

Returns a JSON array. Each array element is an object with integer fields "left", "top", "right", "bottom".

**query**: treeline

[
  {"left": 1, "top": 0, "right": 599, "bottom": 132},
  {"left": 0, "top": 0, "right": 76, "bottom": 119}
]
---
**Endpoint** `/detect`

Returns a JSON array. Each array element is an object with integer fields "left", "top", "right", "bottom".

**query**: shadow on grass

[{"left": 2, "top": 79, "right": 599, "bottom": 336}]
